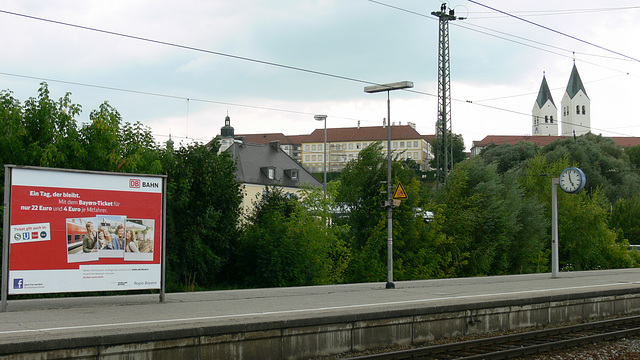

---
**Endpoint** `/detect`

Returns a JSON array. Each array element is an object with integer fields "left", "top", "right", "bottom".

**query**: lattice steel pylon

[{"left": 432, "top": 3, "right": 462, "bottom": 184}]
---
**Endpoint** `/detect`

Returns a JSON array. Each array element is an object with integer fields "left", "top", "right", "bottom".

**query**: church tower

[
  {"left": 532, "top": 73, "right": 558, "bottom": 136},
  {"left": 218, "top": 113, "right": 235, "bottom": 152},
  {"left": 561, "top": 63, "right": 590, "bottom": 136}
]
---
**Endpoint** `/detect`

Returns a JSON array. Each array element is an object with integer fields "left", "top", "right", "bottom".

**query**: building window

[
  {"left": 312, "top": 155, "right": 316, "bottom": 161},
  {"left": 414, "top": 151, "right": 419, "bottom": 159},
  {"left": 261, "top": 167, "right": 276, "bottom": 180},
  {"left": 318, "top": 154, "right": 323, "bottom": 161},
  {"left": 400, "top": 141, "right": 405, "bottom": 148},
  {"left": 312, "top": 144, "right": 317, "bottom": 151},
  {"left": 413, "top": 141, "right": 418, "bottom": 148},
  {"left": 393, "top": 142, "right": 398, "bottom": 149},
  {"left": 349, "top": 143, "right": 353, "bottom": 150},
  {"left": 285, "top": 169, "right": 299, "bottom": 180},
  {"left": 305, "top": 155, "right": 310, "bottom": 162},
  {"left": 305, "top": 145, "right": 310, "bottom": 151},
  {"left": 318, "top": 144, "right": 322, "bottom": 151},
  {"left": 582, "top": 106, "right": 586, "bottom": 115},
  {"left": 545, "top": 115, "right": 548, "bottom": 123},
  {"left": 550, "top": 116, "right": 553, "bottom": 123},
  {"left": 576, "top": 105, "right": 580, "bottom": 114},
  {"left": 356, "top": 143, "right": 361, "bottom": 149}
]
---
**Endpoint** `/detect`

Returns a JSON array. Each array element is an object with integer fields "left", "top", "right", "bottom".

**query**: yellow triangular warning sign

[{"left": 392, "top": 181, "right": 408, "bottom": 200}]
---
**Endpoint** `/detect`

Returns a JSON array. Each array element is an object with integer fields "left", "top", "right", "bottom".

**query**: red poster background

[{"left": 10, "top": 185, "right": 162, "bottom": 271}]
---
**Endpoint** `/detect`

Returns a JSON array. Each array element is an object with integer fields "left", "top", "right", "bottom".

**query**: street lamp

[
  {"left": 364, "top": 81, "right": 414, "bottom": 289},
  {"left": 314, "top": 114, "right": 328, "bottom": 199}
]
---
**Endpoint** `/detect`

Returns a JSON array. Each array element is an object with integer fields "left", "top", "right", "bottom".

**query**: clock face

[{"left": 559, "top": 167, "right": 586, "bottom": 193}]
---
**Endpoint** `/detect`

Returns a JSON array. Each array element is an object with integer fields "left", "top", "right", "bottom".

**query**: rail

[{"left": 343, "top": 315, "right": 640, "bottom": 360}]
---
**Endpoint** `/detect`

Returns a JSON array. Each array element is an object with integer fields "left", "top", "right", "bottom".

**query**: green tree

[
  {"left": 558, "top": 189, "right": 632, "bottom": 271},
  {"left": 610, "top": 197, "right": 640, "bottom": 245},
  {"left": 435, "top": 157, "right": 549, "bottom": 276},
  {"left": 625, "top": 145, "right": 640, "bottom": 169},
  {"left": 235, "top": 186, "right": 347, "bottom": 287},
  {"left": 543, "top": 134, "right": 640, "bottom": 202},
  {"left": 21, "top": 83, "right": 84, "bottom": 168},
  {"left": 481, "top": 142, "right": 537, "bottom": 173},
  {"left": 336, "top": 142, "right": 441, "bottom": 282},
  {"left": 429, "top": 131, "right": 466, "bottom": 172},
  {"left": 521, "top": 153, "right": 636, "bottom": 271},
  {"left": 162, "top": 141, "right": 243, "bottom": 290}
]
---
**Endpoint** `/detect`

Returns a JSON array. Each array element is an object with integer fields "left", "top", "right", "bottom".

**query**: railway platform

[{"left": 1, "top": 268, "right": 639, "bottom": 359}]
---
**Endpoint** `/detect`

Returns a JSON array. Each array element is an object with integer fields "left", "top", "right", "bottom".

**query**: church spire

[
  {"left": 566, "top": 63, "right": 588, "bottom": 99},
  {"left": 532, "top": 72, "right": 558, "bottom": 136},
  {"left": 536, "top": 72, "right": 555, "bottom": 108}
]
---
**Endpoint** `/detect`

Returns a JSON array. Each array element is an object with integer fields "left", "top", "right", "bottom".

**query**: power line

[
  {"left": 0, "top": 9, "right": 382, "bottom": 88},
  {"left": 466, "top": 6, "right": 640, "bottom": 18},
  {"left": 2, "top": 7, "right": 638, "bottom": 141},
  {"left": 467, "top": 0, "right": 640, "bottom": 63},
  {"left": 369, "top": 0, "right": 634, "bottom": 69},
  {"left": 0, "top": 71, "right": 372, "bottom": 123},
  {"left": 472, "top": 74, "right": 628, "bottom": 103}
]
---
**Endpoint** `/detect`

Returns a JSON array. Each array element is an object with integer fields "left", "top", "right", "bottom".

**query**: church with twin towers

[{"left": 532, "top": 63, "right": 590, "bottom": 137}]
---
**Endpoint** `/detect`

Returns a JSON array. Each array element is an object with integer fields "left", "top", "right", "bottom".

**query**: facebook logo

[{"left": 13, "top": 279, "right": 24, "bottom": 289}]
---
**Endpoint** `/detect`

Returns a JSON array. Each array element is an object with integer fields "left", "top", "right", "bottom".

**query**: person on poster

[
  {"left": 82, "top": 221, "right": 98, "bottom": 253},
  {"left": 115, "top": 224, "right": 126, "bottom": 250},
  {"left": 125, "top": 230, "right": 140, "bottom": 253},
  {"left": 97, "top": 227, "right": 113, "bottom": 250},
  {"left": 105, "top": 228, "right": 121, "bottom": 250}
]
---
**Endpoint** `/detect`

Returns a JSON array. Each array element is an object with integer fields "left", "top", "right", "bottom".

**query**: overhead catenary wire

[
  {"left": 1, "top": 6, "right": 638, "bottom": 142},
  {"left": 368, "top": 0, "right": 636, "bottom": 69},
  {"left": 0, "top": 10, "right": 385, "bottom": 90},
  {"left": 466, "top": 0, "right": 640, "bottom": 63}
]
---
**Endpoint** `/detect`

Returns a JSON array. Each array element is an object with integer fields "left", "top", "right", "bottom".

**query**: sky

[{"left": 1, "top": 1, "right": 639, "bottom": 151}]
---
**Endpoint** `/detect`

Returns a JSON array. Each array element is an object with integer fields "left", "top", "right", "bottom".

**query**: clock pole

[
  {"left": 552, "top": 167, "right": 586, "bottom": 279},
  {"left": 551, "top": 177, "right": 560, "bottom": 278}
]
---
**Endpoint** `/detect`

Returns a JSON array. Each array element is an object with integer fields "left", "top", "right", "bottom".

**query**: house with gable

[{"left": 215, "top": 115, "right": 322, "bottom": 214}]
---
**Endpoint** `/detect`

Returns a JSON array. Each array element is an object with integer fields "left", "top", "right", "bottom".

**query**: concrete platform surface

[{"left": 1, "top": 269, "right": 639, "bottom": 347}]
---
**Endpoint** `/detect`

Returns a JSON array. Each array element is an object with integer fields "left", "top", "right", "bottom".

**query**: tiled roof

[
  {"left": 472, "top": 135, "right": 566, "bottom": 148},
  {"left": 472, "top": 135, "right": 640, "bottom": 149},
  {"left": 235, "top": 125, "right": 432, "bottom": 145},
  {"left": 305, "top": 125, "right": 427, "bottom": 143}
]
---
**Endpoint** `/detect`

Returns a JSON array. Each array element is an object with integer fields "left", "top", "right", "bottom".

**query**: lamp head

[{"left": 314, "top": 115, "right": 327, "bottom": 121}]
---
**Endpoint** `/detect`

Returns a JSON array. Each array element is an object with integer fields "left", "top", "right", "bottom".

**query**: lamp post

[
  {"left": 314, "top": 115, "right": 328, "bottom": 199},
  {"left": 364, "top": 81, "right": 414, "bottom": 289}
]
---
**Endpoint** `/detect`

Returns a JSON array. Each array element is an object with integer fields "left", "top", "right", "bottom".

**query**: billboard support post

[
  {"left": 160, "top": 176, "right": 167, "bottom": 303},
  {"left": 2, "top": 166, "right": 12, "bottom": 312}
]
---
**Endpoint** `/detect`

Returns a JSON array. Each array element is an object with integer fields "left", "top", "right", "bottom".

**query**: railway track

[{"left": 342, "top": 315, "right": 640, "bottom": 360}]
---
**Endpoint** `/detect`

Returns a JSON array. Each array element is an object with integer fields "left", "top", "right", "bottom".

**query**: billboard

[{"left": 2, "top": 166, "right": 165, "bottom": 297}]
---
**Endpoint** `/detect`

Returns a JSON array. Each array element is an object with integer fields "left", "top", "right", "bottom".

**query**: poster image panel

[
  {"left": 5, "top": 166, "right": 165, "bottom": 295},
  {"left": 66, "top": 217, "right": 99, "bottom": 263},
  {"left": 124, "top": 219, "right": 155, "bottom": 262}
]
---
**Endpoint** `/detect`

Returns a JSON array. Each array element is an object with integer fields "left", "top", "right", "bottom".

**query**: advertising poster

[{"left": 6, "top": 167, "right": 164, "bottom": 295}]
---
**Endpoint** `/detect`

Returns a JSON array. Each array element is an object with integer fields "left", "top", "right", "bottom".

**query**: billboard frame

[{"left": 1, "top": 165, "right": 167, "bottom": 311}]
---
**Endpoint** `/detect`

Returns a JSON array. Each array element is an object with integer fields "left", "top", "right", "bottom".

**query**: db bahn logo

[{"left": 129, "top": 179, "right": 141, "bottom": 188}]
